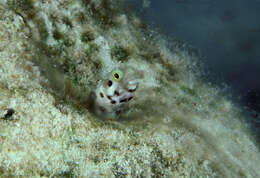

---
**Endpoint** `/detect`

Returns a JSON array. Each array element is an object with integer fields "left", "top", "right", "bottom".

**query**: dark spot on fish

[
  {"left": 100, "top": 92, "right": 104, "bottom": 98},
  {"left": 111, "top": 100, "right": 116, "bottom": 104},
  {"left": 114, "top": 90, "right": 120, "bottom": 96},
  {"left": 108, "top": 80, "right": 113, "bottom": 87},
  {"left": 120, "top": 98, "right": 128, "bottom": 103},
  {"left": 128, "top": 96, "right": 133, "bottom": 101},
  {"left": 99, "top": 106, "right": 106, "bottom": 112},
  {"left": 128, "top": 88, "right": 136, "bottom": 92},
  {"left": 107, "top": 95, "right": 112, "bottom": 100}
]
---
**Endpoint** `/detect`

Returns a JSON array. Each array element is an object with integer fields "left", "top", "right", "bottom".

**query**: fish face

[{"left": 94, "top": 68, "right": 139, "bottom": 118}]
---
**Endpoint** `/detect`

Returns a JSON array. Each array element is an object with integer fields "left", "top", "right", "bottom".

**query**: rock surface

[{"left": 0, "top": 0, "right": 259, "bottom": 177}]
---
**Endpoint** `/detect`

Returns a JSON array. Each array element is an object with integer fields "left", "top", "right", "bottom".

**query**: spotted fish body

[{"left": 94, "top": 68, "right": 139, "bottom": 118}]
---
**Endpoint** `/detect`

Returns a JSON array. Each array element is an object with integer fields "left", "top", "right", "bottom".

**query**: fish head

[{"left": 94, "top": 67, "right": 139, "bottom": 117}]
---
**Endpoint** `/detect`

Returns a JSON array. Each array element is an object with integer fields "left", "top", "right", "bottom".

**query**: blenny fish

[{"left": 94, "top": 67, "right": 139, "bottom": 118}]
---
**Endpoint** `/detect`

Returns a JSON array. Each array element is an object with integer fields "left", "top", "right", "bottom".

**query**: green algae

[{"left": 111, "top": 45, "right": 129, "bottom": 62}]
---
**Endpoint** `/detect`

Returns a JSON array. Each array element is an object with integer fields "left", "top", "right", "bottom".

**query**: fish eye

[
  {"left": 112, "top": 69, "right": 123, "bottom": 82},
  {"left": 107, "top": 80, "right": 113, "bottom": 87}
]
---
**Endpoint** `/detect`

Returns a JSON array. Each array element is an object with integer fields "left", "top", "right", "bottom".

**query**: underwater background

[{"left": 131, "top": 0, "right": 260, "bottom": 137}]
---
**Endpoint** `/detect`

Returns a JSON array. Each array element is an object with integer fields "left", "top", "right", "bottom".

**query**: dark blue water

[{"left": 129, "top": 0, "right": 260, "bottom": 134}]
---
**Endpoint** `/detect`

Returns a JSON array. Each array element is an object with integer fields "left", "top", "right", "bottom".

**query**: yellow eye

[{"left": 112, "top": 69, "right": 123, "bottom": 82}]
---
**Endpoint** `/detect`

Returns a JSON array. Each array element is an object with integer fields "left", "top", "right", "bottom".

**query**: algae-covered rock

[{"left": 0, "top": 0, "right": 259, "bottom": 177}]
